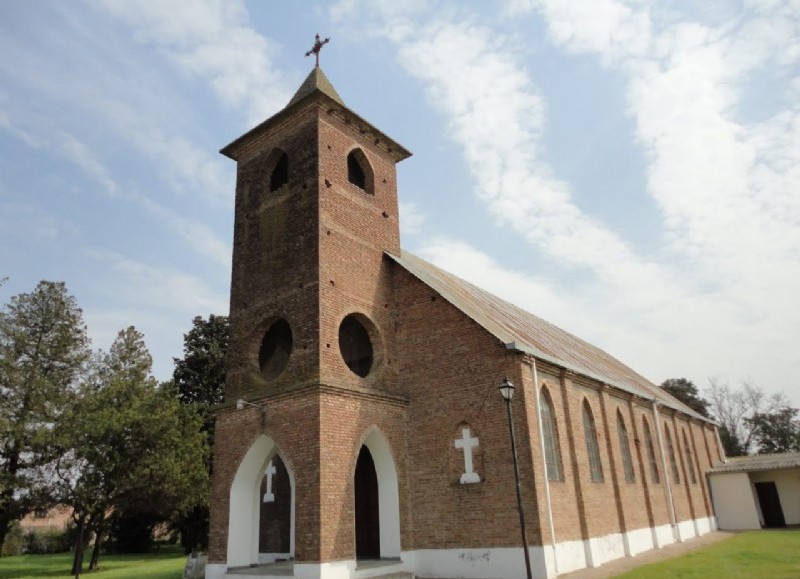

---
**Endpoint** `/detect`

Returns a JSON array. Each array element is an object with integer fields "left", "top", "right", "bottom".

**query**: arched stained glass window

[
  {"left": 617, "top": 411, "right": 636, "bottom": 483},
  {"left": 582, "top": 401, "right": 604, "bottom": 483},
  {"left": 540, "top": 387, "right": 563, "bottom": 482}
]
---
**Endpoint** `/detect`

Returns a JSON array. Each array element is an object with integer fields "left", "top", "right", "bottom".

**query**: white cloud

[
  {"left": 417, "top": 236, "right": 573, "bottom": 325},
  {"left": 0, "top": 200, "right": 64, "bottom": 242},
  {"left": 80, "top": 253, "right": 229, "bottom": 381},
  {"left": 86, "top": 250, "right": 228, "bottom": 315},
  {"left": 6, "top": 123, "right": 233, "bottom": 269},
  {"left": 331, "top": 0, "right": 800, "bottom": 404},
  {"left": 91, "top": 0, "right": 292, "bottom": 125},
  {"left": 332, "top": 3, "right": 684, "bottom": 310},
  {"left": 139, "top": 197, "right": 231, "bottom": 269},
  {"left": 511, "top": 0, "right": 652, "bottom": 64},
  {"left": 399, "top": 201, "right": 427, "bottom": 236}
]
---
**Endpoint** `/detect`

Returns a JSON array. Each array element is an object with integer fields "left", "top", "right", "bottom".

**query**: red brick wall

[{"left": 392, "top": 265, "right": 541, "bottom": 549}]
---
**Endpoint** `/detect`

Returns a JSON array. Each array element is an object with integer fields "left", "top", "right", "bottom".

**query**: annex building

[{"left": 206, "top": 63, "right": 722, "bottom": 579}]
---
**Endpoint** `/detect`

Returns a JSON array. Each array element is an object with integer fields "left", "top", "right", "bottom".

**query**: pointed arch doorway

[
  {"left": 354, "top": 430, "right": 402, "bottom": 562},
  {"left": 355, "top": 446, "right": 380, "bottom": 559},
  {"left": 227, "top": 435, "right": 295, "bottom": 568}
]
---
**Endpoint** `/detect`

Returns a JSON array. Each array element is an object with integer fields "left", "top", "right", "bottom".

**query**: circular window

[
  {"left": 259, "top": 318, "right": 293, "bottom": 380},
  {"left": 338, "top": 314, "right": 374, "bottom": 377}
]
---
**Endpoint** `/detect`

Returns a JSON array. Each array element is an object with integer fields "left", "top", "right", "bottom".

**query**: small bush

[
  {"left": 1, "top": 521, "right": 23, "bottom": 557},
  {"left": 21, "top": 527, "right": 71, "bottom": 554}
]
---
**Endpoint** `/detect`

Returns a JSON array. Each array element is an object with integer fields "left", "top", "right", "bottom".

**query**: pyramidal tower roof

[
  {"left": 221, "top": 62, "right": 410, "bottom": 162},
  {"left": 287, "top": 65, "right": 344, "bottom": 107}
]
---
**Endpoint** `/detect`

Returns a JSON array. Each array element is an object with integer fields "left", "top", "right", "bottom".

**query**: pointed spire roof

[
  {"left": 221, "top": 64, "right": 410, "bottom": 162},
  {"left": 287, "top": 66, "right": 344, "bottom": 107}
]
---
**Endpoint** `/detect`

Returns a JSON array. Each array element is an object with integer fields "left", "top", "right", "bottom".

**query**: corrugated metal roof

[
  {"left": 389, "top": 250, "right": 707, "bottom": 420},
  {"left": 709, "top": 452, "right": 800, "bottom": 474}
]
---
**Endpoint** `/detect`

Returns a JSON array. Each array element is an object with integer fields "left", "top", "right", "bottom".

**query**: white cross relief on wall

[
  {"left": 455, "top": 427, "right": 480, "bottom": 484},
  {"left": 263, "top": 460, "right": 277, "bottom": 503}
]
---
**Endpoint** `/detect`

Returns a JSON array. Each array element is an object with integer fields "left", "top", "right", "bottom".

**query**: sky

[{"left": 1, "top": 0, "right": 798, "bottom": 407}]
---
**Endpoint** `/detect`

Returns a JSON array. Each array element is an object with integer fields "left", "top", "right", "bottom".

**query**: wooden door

[{"left": 354, "top": 446, "right": 380, "bottom": 559}]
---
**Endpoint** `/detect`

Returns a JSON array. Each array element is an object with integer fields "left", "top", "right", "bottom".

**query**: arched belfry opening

[
  {"left": 346, "top": 148, "right": 374, "bottom": 194},
  {"left": 354, "top": 446, "right": 380, "bottom": 559},
  {"left": 269, "top": 150, "right": 289, "bottom": 192}
]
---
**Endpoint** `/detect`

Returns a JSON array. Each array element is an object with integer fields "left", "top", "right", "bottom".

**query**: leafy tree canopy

[
  {"left": 170, "top": 314, "right": 228, "bottom": 553},
  {"left": 0, "top": 281, "right": 90, "bottom": 549},
  {"left": 745, "top": 407, "right": 800, "bottom": 454},
  {"left": 54, "top": 326, "right": 209, "bottom": 573},
  {"left": 173, "top": 314, "right": 228, "bottom": 410},
  {"left": 660, "top": 378, "right": 711, "bottom": 418}
]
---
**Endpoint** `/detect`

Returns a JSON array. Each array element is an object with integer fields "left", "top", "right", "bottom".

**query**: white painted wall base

[
  {"left": 204, "top": 563, "right": 226, "bottom": 579},
  {"left": 209, "top": 516, "right": 716, "bottom": 579},
  {"left": 294, "top": 560, "right": 356, "bottom": 579},
  {"left": 409, "top": 546, "right": 548, "bottom": 579},
  {"left": 624, "top": 526, "right": 656, "bottom": 557},
  {"left": 653, "top": 522, "right": 675, "bottom": 547},
  {"left": 677, "top": 519, "right": 697, "bottom": 541},
  {"left": 546, "top": 517, "right": 712, "bottom": 576},
  {"left": 552, "top": 539, "right": 588, "bottom": 575},
  {"left": 585, "top": 532, "right": 627, "bottom": 567}
]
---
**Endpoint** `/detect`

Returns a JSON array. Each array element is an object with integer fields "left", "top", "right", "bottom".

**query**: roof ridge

[{"left": 389, "top": 249, "right": 707, "bottom": 420}]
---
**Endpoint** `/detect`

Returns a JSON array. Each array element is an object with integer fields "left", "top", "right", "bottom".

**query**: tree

[
  {"left": 170, "top": 314, "right": 228, "bottom": 553},
  {"left": 706, "top": 378, "right": 791, "bottom": 456},
  {"left": 54, "top": 327, "right": 209, "bottom": 574},
  {"left": 660, "top": 378, "right": 711, "bottom": 418},
  {"left": 0, "top": 281, "right": 90, "bottom": 550},
  {"left": 173, "top": 314, "right": 228, "bottom": 411},
  {"left": 746, "top": 407, "right": 800, "bottom": 454}
]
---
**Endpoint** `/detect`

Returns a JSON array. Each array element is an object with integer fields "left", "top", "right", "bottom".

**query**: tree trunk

[
  {"left": 0, "top": 448, "right": 22, "bottom": 553},
  {"left": 71, "top": 515, "right": 86, "bottom": 578},
  {"left": 89, "top": 525, "right": 104, "bottom": 571},
  {"left": 0, "top": 513, "right": 11, "bottom": 554}
]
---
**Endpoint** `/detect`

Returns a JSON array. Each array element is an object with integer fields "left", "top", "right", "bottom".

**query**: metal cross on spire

[{"left": 305, "top": 33, "right": 330, "bottom": 67}]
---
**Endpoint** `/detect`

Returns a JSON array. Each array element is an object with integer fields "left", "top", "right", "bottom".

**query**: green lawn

[
  {"left": 0, "top": 546, "right": 185, "bottom": 579},
  {"left": 617, "top": 529, "right": 800, "bottom": 578}
]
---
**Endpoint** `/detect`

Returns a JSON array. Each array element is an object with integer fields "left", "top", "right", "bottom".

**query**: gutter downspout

[
  {"left": 714, "top": 426, "right": 727, "bottom": 464},
  {"left": 652, "top": 399, "right": 679, "bottom": 542},
  {"left": 529, "top": 358, "right": 558, "bottom": 574}
]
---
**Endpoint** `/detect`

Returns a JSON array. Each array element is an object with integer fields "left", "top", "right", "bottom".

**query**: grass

[
  {"left": 0, "top": 546, "right": 185, "bottom": 579},
  {"left": 617, "top": 529, "right": 800, "bottom": 578}
]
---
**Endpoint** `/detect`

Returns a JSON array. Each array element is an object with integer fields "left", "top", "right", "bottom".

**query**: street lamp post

[{"left": 499, "top": 377, "right": 533, "bottom": 579}]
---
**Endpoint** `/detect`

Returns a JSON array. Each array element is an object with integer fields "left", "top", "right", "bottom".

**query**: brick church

[{"left": 206, "top": 61, "right": 722, "bottom": 579}]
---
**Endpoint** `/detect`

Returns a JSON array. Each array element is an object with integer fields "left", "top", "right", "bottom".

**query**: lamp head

[{"left": 499, "top": 377, "right": 515, "bottom": 401}]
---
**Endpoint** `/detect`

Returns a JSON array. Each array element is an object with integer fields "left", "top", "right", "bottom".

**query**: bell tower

[
  {"left": 221, "top": 64, "right": 410, "bottom": 401},
  {"left": 208, "top": 57, "right": 412, "bottom": 578}
]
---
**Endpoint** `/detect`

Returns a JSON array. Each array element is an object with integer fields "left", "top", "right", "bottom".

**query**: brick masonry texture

[{"left": 208, "top": 83, "right": 723, "bottom": 568}]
